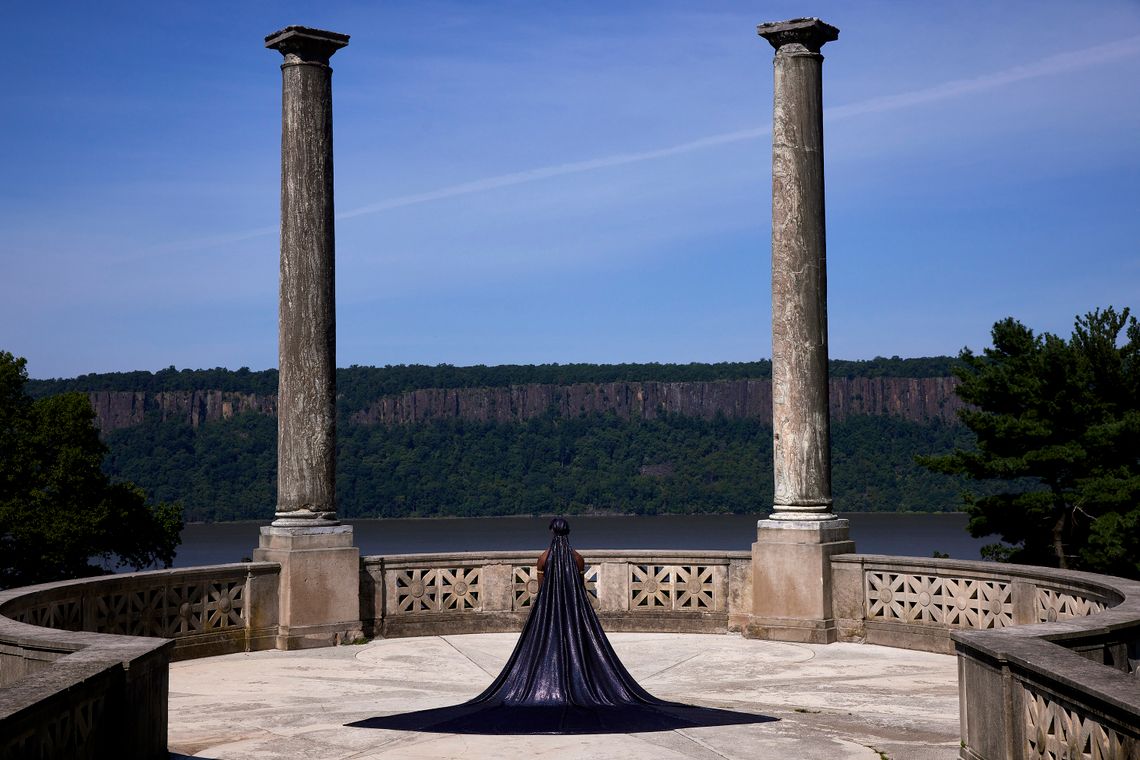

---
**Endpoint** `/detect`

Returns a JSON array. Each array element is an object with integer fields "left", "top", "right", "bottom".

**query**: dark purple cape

[
  {"left": 349, "top": 535, "right": 774, "bottom": 734},
  {"left": 467, "top": 533, "right": 663, "bottom": 709}
]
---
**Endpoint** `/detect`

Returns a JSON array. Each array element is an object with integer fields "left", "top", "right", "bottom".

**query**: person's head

[{"left": 549, "top": 517, "right": 570, "bottom": 536}]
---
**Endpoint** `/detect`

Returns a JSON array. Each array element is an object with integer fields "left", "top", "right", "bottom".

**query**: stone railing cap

[
  {"left": 956, "top": 628, "right": 1140, "bottom": 716},
  {"left": 364, "top": 549, "right": 751, "bottom": 565}
]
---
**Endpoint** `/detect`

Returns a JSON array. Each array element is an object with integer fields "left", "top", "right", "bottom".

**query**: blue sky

[{"left": 3, "top": 2, "right": 1139, "bottom": 379}]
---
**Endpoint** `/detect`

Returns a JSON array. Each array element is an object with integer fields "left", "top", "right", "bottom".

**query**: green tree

[
  {"left": 919, "top": 308, "right": 1140, "bottom": 576},
  {"left": 0, "top": 351, "right": 182, "bottom": 588}
]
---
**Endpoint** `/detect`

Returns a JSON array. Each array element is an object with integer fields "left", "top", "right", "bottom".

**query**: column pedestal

[
  {"left": 253, "top": 525, "right": 362, "bottom": 649},
  {"left": 746, "top": 518, "right": 853, "bottom": 643}
]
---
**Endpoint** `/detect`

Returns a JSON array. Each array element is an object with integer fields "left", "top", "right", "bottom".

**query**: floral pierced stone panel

[
  {"left": 631, "top": 565, "right": 715, "bottom": 611},
  {"left": 512, "top": 564, "right": 598, "bottom": 610},
  {"left": 163, "top": 580, "right": 246, "bottom": 637},
  {"left": 513, "top": 566, "right": 540, "bottom": 610},
  {"left": 10, "top": 579, "right": 248, "bottom": 638},
  {"left": 204, "top": 581, "right": 246, "bottom": 630},
  {"left": 94, "top": 586, "right": 171, "bottom": 636},
  {"left": 865, "top": 571, "right": 1012, "bottom": 629},
  {"left": 164, "top": 582, "right": 205, "bottom": 635},
  {"left": 438, "top": 567, "right": 481, "bottom": 612},
  {"left": 1023, "top": 684, "right": 1139, "bottom": 759},
  {"left": 11, "top": 597, "right": 83, "bottom": 631},
  {"left": 394, "top": 567, "right": 481, "bottom": 614},
  {"left": 1035, "top": 588, "right": 1107, "bottom": 623}
]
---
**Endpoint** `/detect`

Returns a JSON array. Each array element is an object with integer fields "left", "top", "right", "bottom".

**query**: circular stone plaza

[
  {"left": 2, "top": 18, "right": 1138, "bottom": 760},
  {"left": 167, "top": 633, "right": 960, "bottom": 760}
]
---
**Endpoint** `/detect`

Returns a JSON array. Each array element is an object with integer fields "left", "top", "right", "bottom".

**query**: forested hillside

[
  {"left": 27, "top": 357, "right": 958, "bottom": 405},
  {"left": 32, "top": 360, "right": 975, "bottom": 522},
  {"left": 103, "top": 410, "right": 973, "bottom": 522}
]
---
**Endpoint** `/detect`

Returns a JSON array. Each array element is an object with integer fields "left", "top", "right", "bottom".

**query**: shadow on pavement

[{"left": 348, "top": 702, "right": 777, "bottom": 735}]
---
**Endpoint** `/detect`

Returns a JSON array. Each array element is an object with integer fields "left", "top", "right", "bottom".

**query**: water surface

[{"left": 172, "top": 513, "right": 986, "bottom": 567}]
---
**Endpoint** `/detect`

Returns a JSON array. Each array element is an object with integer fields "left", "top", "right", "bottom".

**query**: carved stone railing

[
  {"left": 831, "top": 555, "right": 1122, "bottom": 654},
  {"left": 0, "top": 563, "right": 280, "bottom": 666},
  {"left": 361, "top": 550, "right": 753, "bottom": 638},
  {"left": 5, "top": 549, "right": 1138, "bottom": 760},
  {"left": 0, "top": 562, "right": 280, "bottom": 760},
  {"left": 830, "top": 554, "right": 1140, "bottom": 759}
]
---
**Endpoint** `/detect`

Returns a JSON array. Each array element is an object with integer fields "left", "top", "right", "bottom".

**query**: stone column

[
  {"left": 765, "top": 17, "right": 837, "bottom": 522},
  {"left": 748, "top": 18, "right": 854, "bottom": 644},
  {"left": 268, "top": 25, "right": 346, "bottom": 527},
  {"left": 254, "top": 26, "right": 361, "bottom": 649}
]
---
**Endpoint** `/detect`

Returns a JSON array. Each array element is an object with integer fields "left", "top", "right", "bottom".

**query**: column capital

[
  {"left": 757, "top": 18, "right": 838, "bottom": 54},
  {"left": 265, "top": 26, "right": 349, "bottom": 65}
]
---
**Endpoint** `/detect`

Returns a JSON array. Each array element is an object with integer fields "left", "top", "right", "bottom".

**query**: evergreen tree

[{"left": 919, "top": 308, "right": 1140, "bottom": 576}]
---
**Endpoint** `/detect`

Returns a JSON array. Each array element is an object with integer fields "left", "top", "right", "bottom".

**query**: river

[{"left": 169, "top": 512, "right": 987, "bottom": 568}]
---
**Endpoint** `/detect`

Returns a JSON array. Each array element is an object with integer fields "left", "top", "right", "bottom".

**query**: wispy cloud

[
  {"left": 826, "top": 34, "right": 1140, "bottom": 120},
  {"left": 336, "top": 128, "right": 768, "bottom": 220},
  {"left": 172, "top": 34, "right": 1140, "bottom": 249}
]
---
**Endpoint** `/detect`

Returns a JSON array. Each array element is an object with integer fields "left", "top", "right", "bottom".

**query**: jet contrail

[
  {"left": 335, "top": 34, "right": 1140, "bottom": 221},
  {"left": 825, "top": 34, "right": 1140, "bottom": 121},
  {"left": 336, "top": 127, "right": 769, "bottom": 220},
  {"left": 169, "top": 34, "right": 1140, "bottom": 250}
]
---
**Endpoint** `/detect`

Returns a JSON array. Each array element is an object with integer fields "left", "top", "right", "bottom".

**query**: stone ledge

[{"left": 365, "top": 549, "right": 751, "bottom": 567}]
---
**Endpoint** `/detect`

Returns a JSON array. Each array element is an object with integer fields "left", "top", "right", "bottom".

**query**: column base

[
  {"left": 747, "top": 517, "right": 854, "bottom": 643},
  {"left": 743, "top": 615, "right": 841, "bottom": 644},
  {"left": 272, "top": 621, "right": 364, "bottom": 651},
  {"left": 767, "top": 509, "right": 837, "bottom": 521},
  {"left": 253, "top": 525, "right": 362, "bottom": 650},
  {"left": 271, "top": 512, "right": 340, "bottom": 527}
]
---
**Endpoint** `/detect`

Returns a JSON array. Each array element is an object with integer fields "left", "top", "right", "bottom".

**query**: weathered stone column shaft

[
  {"left": 266, "top": 27, "right": 348, "bottom": 525},
  {"left": 760, "top": 18, "right": 837, "bottom": 519}
]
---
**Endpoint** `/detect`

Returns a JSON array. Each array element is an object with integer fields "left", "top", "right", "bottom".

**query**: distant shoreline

[{"left": 182, "top": 510, "right": 969, "bottom": 526}]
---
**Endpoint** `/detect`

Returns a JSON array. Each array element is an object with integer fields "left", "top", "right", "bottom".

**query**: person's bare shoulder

[
  {"left": 572, "top": 549, "right": 585, "bottom": 573},
  {"left": 537, "top": 548, "right": 550, "bottom": 572}
]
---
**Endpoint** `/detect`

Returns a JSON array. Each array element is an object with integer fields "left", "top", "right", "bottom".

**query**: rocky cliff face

[
  {"left": 348, "top": 377, "right": 963, "bottom": 425},
  {"left": 89, "top": 390, "right": 277, "bottom": 431},
  {"left": 88, "top": 377, "right": 962, "bottom": 432}
]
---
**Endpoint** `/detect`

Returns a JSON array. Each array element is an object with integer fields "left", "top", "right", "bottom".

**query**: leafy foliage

[
  {"left": 104, "top": 412, "right": 276, "bottom": 522},
  {"left": 27, "top": 365, "right": 280, "bottom": 399},
  {"left": 0, "top": 352, "right": 182, "bottom": 588},
  {"left": 105, "top": 409, "right": 973, "bottom": 522},
  {"left": 919, "top": 308, "right": 1140, "bottom": 576}
]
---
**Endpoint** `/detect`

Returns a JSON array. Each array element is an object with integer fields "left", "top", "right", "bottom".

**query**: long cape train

[
  {"left": 464, "top": 532, "right": 664, "bottom": 712},
  {"left": 349, "top": 533, "right": 775, "bottom": 734}
]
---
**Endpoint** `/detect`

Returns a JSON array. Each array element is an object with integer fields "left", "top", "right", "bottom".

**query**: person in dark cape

[
  {"left": 350, "top": 517, "right": 773, "bottom": 734},
  {"left": 464, "top": 517, "right": 665, "bottom": 712}
]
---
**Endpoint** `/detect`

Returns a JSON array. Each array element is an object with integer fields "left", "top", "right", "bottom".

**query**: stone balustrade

[
  {"left": 830, "top": 554, "right": 1140, "bottom": 759},
  {"left": 361, "top": 550, "right": 753, "bottom": 638},
  {"left": 0, "top": 562, "right": 279, "bottom": 759},
  {"left": 831, "top": 554, "right": 1122, "bottom": 653},
  {"left": 3, "top": 551, "right": 1138, "bottom": 760}
]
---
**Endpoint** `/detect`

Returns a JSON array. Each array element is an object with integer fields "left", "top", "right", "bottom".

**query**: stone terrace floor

[{"left": 168, "top": 632, "right": 961, "bottom": 760}]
